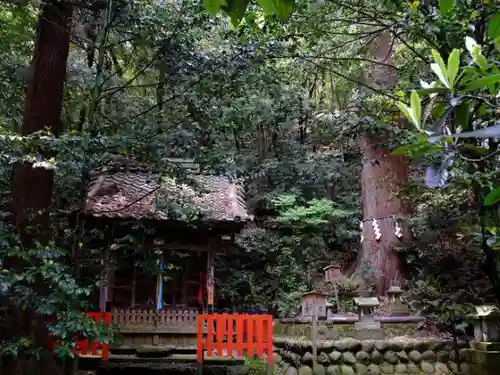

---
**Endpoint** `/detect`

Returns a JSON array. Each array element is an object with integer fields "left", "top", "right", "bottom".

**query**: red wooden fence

[
  {"left": 51, "top": 312, "right": 111, "bottom": 360},
  {"left": 197, "top": 314, "right": 273, "bottom": 363}
]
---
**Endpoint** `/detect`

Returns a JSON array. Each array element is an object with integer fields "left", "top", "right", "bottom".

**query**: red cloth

[{"left": 198, "top": 272, "right": 205, "bottom": 303}]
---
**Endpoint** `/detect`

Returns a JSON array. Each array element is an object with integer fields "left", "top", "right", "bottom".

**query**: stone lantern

[
  {"left": 301, "top": 291, "right": 328, "bottom": 319},
  {"left": 387, "top": 285, "right": 410, "bottom": 316},
  {"left": 467, "top": 305, "right": 500, "bottom": 342}
]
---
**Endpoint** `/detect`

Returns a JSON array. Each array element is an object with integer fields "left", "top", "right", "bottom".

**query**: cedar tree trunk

[
  {"left": 5, "top": 3, "right": 72, "bottom": 375},
  {"left": 359, "top": 31, "right": 409, "bottom": 295}
]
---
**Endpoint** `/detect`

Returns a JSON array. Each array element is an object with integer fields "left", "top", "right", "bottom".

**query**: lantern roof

[
  {"left": 323, "top": 263, "right": 342, "bottom": 271},
  {"left": 302, "top": 291, "right": 329, "bottom": 297},
  {"left": 354, "top": 296, "right": 379, "bottom": 307}
]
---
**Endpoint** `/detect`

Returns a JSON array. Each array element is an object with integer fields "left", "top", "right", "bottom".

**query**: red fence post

[{"left": 196, "top": 313, "right": 273, "bottom": 364}]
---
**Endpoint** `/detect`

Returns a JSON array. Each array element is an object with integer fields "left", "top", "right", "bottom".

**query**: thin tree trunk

[
  {"left": 5, "top": 3, "right": 72, "bottom": 375},
  {"left": 359, "top": 31, "right": 409, "bottom": 295}
]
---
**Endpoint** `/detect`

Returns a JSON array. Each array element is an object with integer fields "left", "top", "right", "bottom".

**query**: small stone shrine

[
  {"left": 465, "top": 305, "right": 500, "bottom": 375},
  {"left": 387, "top": 284, "right": 410, "bottom": 316},
  {"left": 301, "top": 291, "right": 328, "bottom": 319},
  {"left": 353, "top": 295, "right": 384, "bottom": 340},
  {"left": 468, "top": 305, "right": 500, "bottom": 342}
]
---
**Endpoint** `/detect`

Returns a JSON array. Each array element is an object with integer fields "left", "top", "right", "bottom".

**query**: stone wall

[
  {"left": 274, "top": 338, "right": 470, "bottom": 374},
  {"left": 274, "top": 323, "right": 420, "bottom": 341}
]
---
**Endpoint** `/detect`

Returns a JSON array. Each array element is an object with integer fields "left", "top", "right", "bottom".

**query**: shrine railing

[
  {"left": 111, "top": 307, "right": 198, "bottom": 331},
  {"left": 197, "top": 313, "right": 273, "bottom": 362}
]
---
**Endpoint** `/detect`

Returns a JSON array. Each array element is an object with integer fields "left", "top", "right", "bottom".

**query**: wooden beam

[{"left": 131, "top": 261, "right": 137, "bottom": 307}]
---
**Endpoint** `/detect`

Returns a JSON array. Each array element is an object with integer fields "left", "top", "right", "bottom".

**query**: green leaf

[
  {"left": 415, "top": 87, "right": 448, "bottom": 97},
  {"left": 410, "top": 90, "right": 421, "bottom": 129},
  {"left": 396, "top": 102, "right": 413, "bottom": 127},
  {"left": 203, "top": 0, "right": 220, "bottom": 15},
  {"left": 431, "top": 49, "right": 449, "bottom": 87},
  {"left": 438, "top": 0, "right": 454, "bottom": 14},
  {"left": 391, "top": 144, "right": 417, "bottom": 156},
  {"left": 488, "top": 12, "right": 500, "bottom": 40},
  {"left": 454, "top": 101, "right": 470, "bottom": 129},
  {"left": 484, "top": 186, "right": 500, "bottom": 206},
  {"left": 256, "top": 0, "right": 295, "bottom": 20},
  {"left": 447, "top": 49, "right": 460, "bottom": 89},
  {"left": 463, "top": 73, "right": 500, "bottom": 92},
  {"left": 221, "top": 0, "right": 251, "bottom": 26}
]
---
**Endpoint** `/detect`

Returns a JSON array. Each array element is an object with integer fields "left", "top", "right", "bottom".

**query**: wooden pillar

[
  {"left": 131, "top": 261, "right": 137, "bottom": 307},
  {"left": 182, "top": 262, "right": 189, "bottom": 305},
  {"left": 206, "top": 247, "right": 215, "bottom": 313},
  {"left": 99, "top": 244, "right": 111, "bottom": 312}
]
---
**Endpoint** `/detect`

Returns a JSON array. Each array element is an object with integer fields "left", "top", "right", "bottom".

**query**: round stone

[
  {"left": 459, "top": 363, "right": 470, "bottom": 373},
  {"left": 326, "top": 365, "right": 340, "bottom": 375},
  {"left": 328, "top": 351, "right": 342, "bottom": 363},
  {"left": 436, "top": 350, "right": 449, "bottom": 362},
  {"left": 379, "top": 362, "right": 395, "bottom": 374},
  {"left": 421, "top": 361, "right": 434, "bottom": 374},
  {"left": 397, "top": 350, "right": 408, "bottom": 363},
  {"left": 370, "top": 350, "right": 383, "bottom": 364},
  {"left": 318, "top": 352, "right": 330, "bottom": 365},
  {"left": 430, "top": 341, "right": 446, "bottom": 351},
  {"left": 387, "top": 341, "right": 403, "bottom": 352},
  {"left": 298, "top": 365, "right": 313, "bottom": 375},
  {"left": 414, "top": 341, "right": 431, "bottom": 352},
  {"left": 285, "top": 366, "right": 298, "bottom": 375},
  {"left": 448, "top": 361, "right": 458, "bottom": 373},
  {"left": 374, "top": 340, "right": 389, "bottom": 352},
  {"left": 421, "top": 350, "right": 436, "bottom": 362},
  {"left": 342, "top": 352, "right": 357, "bottom": 365},
  {"left": 434, "top": 362, "right": 449, "bottom": 374},
  {"left": 322, "top": 341, "right": 335, "bottom": 352},
  {"left": 302, "top": 352, "right": 313, "bottom": 365},
  {"left": 333, "top": 340, "right": 350, "bottom": 352},
  {"left": 290, "top": 353, "right": 301, "bottom": 367},
  {"left": 395, "top": 364, "right": 407, "bottom": 374},
  {"left": 355, "top": 350, "right": 370, "bottom": 364},
  {"left": 406, "top": 363, "right": 419, "bottom": 374},
  {"left": 403, "top": 342, "right": 414, "bottom": 352},
  {"left": 367, "top": 364, "right": 380, "bottom": 375},
  {"left": 313, "top": 364, "right": 325, "bottom": 375},
  {"left": 362, "top": 340, "right": 375, "bottom": 353},
  {"left": 347, "top": 340, "right": 362, "bottom": 352},
  {"left": 340, "top": 365, "right": 354, "bottom": 375},
  {"left": 355, "top": 363, "right": 368, "bottom": 375},
  {"left": 408, "top": 350, "right": 422, "bottom": 363},
  {"left": 383, "top": 350, "right": 399, "bottom": 365}
]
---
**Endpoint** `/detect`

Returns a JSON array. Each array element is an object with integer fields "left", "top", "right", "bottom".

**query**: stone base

[
  {"left": 390, "top": 304, "right": 410, "bottom": 316},
  {"left": 354, "top": 320, "right": 381, "bottom": 330},
  {"left": 470, "top": 341, "right": 500, "bottom": 352},
  {"left": 353, "top": 328, "right": 385, "bottom": 340}
]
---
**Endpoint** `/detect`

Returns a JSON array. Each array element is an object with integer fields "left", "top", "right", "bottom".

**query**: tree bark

[
  {"left": 359, "top": 31, "right": 409, "bottom": 295},
  {"left": 5, "top": 3, "right": 72, "bottom": 375}
]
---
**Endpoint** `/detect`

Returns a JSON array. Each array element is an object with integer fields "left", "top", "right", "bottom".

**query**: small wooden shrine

[
  {"left": 301, "top": 291, "right": 328, "bottom": 318},
  {"left": 80, "top": 157, "right": 252, "bottom": 347}
]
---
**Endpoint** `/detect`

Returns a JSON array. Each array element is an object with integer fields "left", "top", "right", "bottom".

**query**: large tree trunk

[
  {"left": 359, "top": 31, "right": 409, "bottom": 295},
  {"left": 5, "top": 3, "right": 72, "bottom": 375}
]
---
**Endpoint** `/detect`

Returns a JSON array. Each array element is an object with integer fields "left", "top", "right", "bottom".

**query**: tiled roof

[{"left": 85, "top": 158, "right": 251, "bottom": 222}]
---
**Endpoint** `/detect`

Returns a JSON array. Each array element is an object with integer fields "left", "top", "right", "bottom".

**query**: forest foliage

[{"left": 0, "top": 0, "right": 500, "bottom": 366}]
